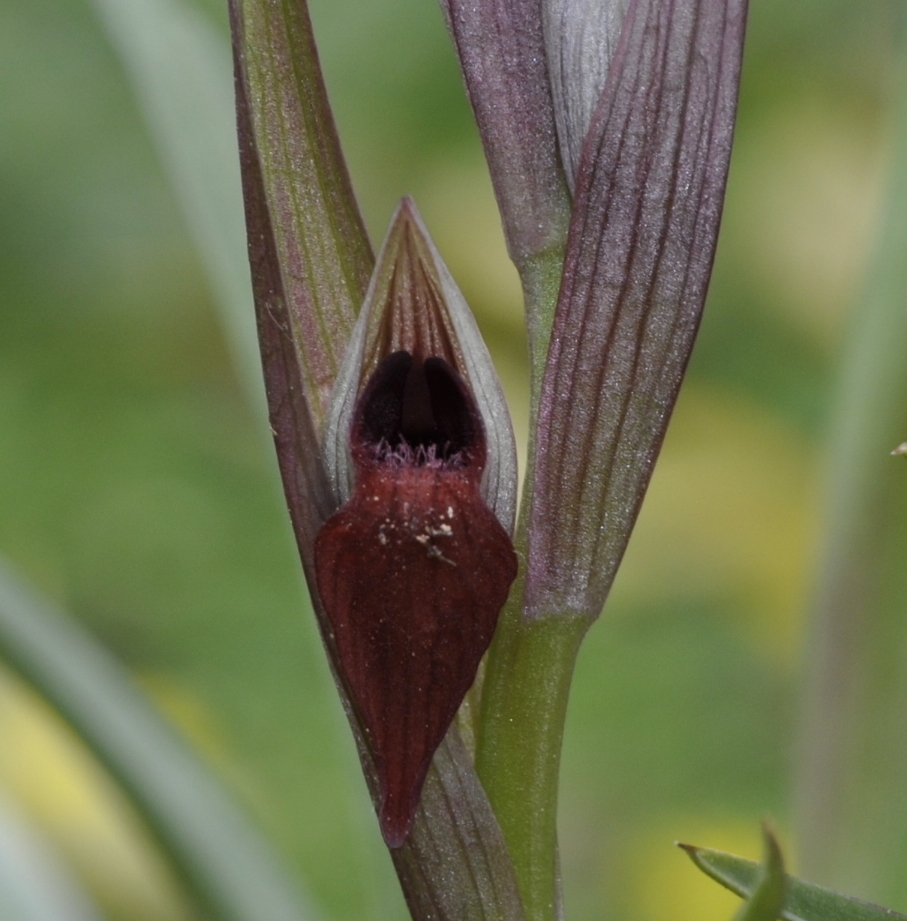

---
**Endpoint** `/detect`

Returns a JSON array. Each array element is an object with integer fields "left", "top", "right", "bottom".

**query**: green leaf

[
  {"left": 0, "top": 557, "right": 317, "bottom": 921},
  {"left": 681, "top": 839, "right": 907, "bottom": 921},
  {"left": 730, "top": 827, "right": 785, "bottom": 921}
]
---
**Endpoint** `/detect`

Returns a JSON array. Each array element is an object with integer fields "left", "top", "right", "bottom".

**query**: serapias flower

[
  {"left": 316, "top": 350, "right": 517, "bottom": 846},
  {"left": 317, "top": 199, "right": 518, "bottom": 847},
  {"left": 232, "top": 0, "right": 528, "bottom": 910}
]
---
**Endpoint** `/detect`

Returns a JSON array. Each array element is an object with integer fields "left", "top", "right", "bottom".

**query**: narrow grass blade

[
  {"left": 794, "top": 14, "right": 907, "bottom": 902},
  {"left": 0, "top": 558, "right": 317, "bottom": 921},
  {"left": 90, "top": 0, "right": 264, "bottom": 415}
]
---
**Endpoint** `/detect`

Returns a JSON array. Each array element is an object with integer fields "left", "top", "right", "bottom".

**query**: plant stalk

[{"left": 475, "top": 252, "right": 595, "bottom": 921}]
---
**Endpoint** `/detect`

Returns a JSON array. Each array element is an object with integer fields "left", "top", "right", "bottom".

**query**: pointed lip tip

[
  {"left": 384, "top": 834, "right": 407, "bottom": 849},
  {"left": 380, "top": 794, "right": 414, "bottom": 849},
  {"left": 381, "top": 823, "right": 410, "bottom": 850}
]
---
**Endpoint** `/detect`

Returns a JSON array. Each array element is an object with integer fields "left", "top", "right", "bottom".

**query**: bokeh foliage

[{"left": 0, "top": 0, "right": 902, "bottom": 920}]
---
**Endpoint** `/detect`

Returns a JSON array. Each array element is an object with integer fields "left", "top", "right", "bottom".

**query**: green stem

[
  {"left": 519, "top": 247, "right": 567, "bottom": 406},
  {"left": 476, "top": 246, "right": 595, "bottom": 921},
  {"left": 476, "top": 596, "right": 590, "bottom": 921}
]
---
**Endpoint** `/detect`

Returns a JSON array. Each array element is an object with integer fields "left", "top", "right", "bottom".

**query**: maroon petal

[
  {"left": 316, "top": 466, "right": 516, "bottom": 847},
  {"left": 527, "top": 0, "right": 749, "bottom": 619},
  {"left": 316, "top": 353, "right": 517, "bottom": 846}
]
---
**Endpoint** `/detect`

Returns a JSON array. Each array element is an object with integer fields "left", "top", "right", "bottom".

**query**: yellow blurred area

[
  {"left": 136, "top": 672, "right": 229, "bottom": 769},
  {"left": 616, "top": 385, "right": 819, "bottom": 662},
  {"left": 135, "top": 672, "right": 275, "bottom": 828},
  {"left": 626, "top": 818, "right": 768, "bottom": 921},
  {"left": 730, "top": 93, "right": 885, "bottom": 348}
]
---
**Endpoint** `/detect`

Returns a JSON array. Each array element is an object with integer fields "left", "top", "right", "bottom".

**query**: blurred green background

[{"left": 0, "top": 0, "right": 902, "bottom": 919}]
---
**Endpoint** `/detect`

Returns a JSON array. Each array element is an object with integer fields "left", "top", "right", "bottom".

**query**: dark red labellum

[{"left": 315, "top": 351, "right": 517, "bottom": 848}]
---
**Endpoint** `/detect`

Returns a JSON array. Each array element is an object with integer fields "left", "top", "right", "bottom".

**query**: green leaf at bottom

[{"left": 681, "top": 838, "right": 907, "bottom": 921}]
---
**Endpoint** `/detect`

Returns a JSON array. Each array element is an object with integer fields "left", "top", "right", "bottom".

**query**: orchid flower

[{"left": 229, "top": 0, "right": 749, "bottom": 918}]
